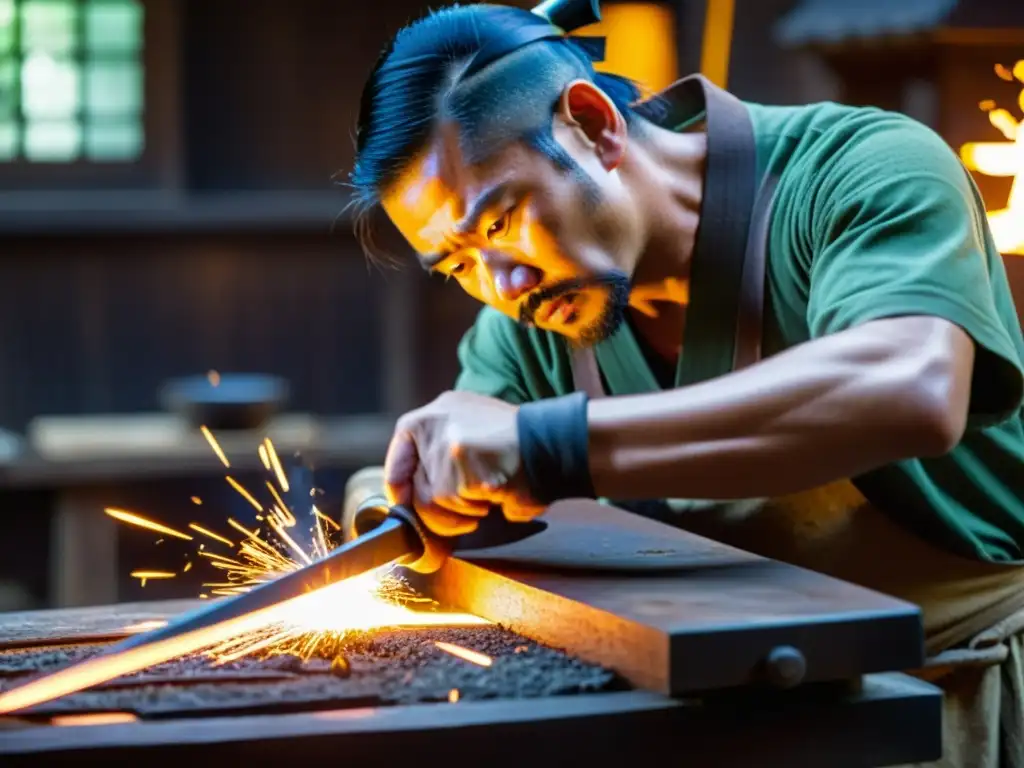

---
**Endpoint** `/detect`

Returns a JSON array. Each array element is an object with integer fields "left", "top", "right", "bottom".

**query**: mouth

[{"left": 538, "top": 293, "right": 578, "bottom": 325}]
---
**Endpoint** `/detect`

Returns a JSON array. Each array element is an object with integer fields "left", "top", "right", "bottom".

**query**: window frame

[{"left": 0, "top": 0, "right": 179, "bottom": 191}]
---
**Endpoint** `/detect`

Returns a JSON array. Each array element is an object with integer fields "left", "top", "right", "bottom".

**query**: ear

[{"left": 556, "top": 79, "right": 627, "bottom": 171}]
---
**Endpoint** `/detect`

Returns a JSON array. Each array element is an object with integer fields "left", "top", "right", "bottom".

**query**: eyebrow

[{"left": 419, "top": 179, "right": 517, "bottom": 271}]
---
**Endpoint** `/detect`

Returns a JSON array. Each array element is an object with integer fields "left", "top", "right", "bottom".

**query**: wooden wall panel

[{"left": 0, "top": 233, "right": 383, "bottom": 431}]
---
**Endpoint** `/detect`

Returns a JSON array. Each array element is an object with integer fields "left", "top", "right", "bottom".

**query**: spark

[
  {"left": 190, "top": 496, "right": 203, "bottom": 505},
  {"left": 188, "top": 523, "right": 234, "bottom": 548},
  {"left": 121, "top": 620, "right": 168, "bottom": 633},
  {"left": 0, "top": 433, "right": 490, "bottom": 715},
  {"left": 434, "top": 641, "right": 494, "bottom": 667},
  {"left": 131, "top": 571, "right": 176, "bottom": 588},
  {"left": 226, "top": 476, "right": 263, "bottom": 512},
  {"left": 448, "top": 689, "right": 460, "bottom": 703},
  {"left": 265, "top": 482, "right": 292, "bottom": 524},
  {"left": 264, "top": 438, "right": 290, "bottom": 492},
  {"left": 183, "top": 562, "right": 193, "bottom": 573},
  {"left": 314, "top": 507, "right": 341, "bottom": 531},
  {"left": 268, "top": 516, "right": 313, "bottom": 566},
  {"left": 104, "top": 509, "right": 193, "bottom": 541},
  {"left": 258, "top": 443, "right": 270, "bottom": 469},
  {"left": 200, "top": 426, "right": 230, "bottom": 468},
  {"left": 52, "top": 712, "right": 139, "bottom": 727},
  {"left": 207, "top": 370, "right": 221, "bottom": 387}
]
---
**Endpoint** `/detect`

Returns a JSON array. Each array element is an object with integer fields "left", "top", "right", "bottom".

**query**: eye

[
  {"left": 444, "top": 261, "right": 469, "bottom": 281},
  {"left": 486, "top": 210, "right": 512, "bottom": 239}
]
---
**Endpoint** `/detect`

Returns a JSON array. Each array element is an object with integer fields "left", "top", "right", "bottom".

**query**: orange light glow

[
  {"left": 434, "top": 641, "right": 494, "bottom": 667},
  {"left": 0, "top": 424, "right": 490, "bottom": 715},
  {"left": 200, "top": 426, "right": 231, "bottom": 468},
  {"left": 578, "top": 4, "right": 678, "bottom": 94},
  {"left": 206, "top": 370, "right": 221, "bottom": 387},
  {"left": 264, "top": 438, "right": 290, "bottom": 492},
  {"left": 960, "top": 60, "right": 1024, "bottom": 255},
  {"left": 226, "top": 476, "right": 264, "bottom": 512},
  {"left": 121, "top": 620, "right": 169, "bottom": 633},
  {"left": 188, "top": 523, "right": 234, "bottom": 548},
  {"left": 104, "top": 508, "right": 193, "bottom": 541},
  {"left": 0, "top": 566, "right": 487, "bottom": 715},
  {"left": 51, "top": 712, "right": 139, "bottom": 727}
]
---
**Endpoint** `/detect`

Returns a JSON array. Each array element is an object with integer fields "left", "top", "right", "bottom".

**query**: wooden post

[
  {"left": 50, "top": 488, "right": 119, "bottom": 608},
  {"left": 699, "top": 0, "right": 737, "bottom": 89},
  {"left": 381, "top": 268, "right": 419, "bottom": 415}
]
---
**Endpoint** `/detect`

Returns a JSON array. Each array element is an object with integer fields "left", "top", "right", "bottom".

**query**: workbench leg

[{"left": 50, "top": 488, "right": 119, "bottom": 608}]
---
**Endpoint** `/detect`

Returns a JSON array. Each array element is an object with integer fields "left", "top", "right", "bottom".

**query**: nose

[{"left": 486, "top": 255, "right": 541, "bottom": 302}]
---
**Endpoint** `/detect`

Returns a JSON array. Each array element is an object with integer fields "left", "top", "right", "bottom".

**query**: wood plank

[
  {"left": 422, "top": 500, "right": 925, "bottom": 695},
  {"left": 0, "top": 674, "right": 943, "bottom": 767}
]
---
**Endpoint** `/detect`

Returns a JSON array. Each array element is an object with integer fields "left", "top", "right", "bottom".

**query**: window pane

[
  {"left": 21, "top": 52, "right": 79, "bottom": 117},
  {"left": 0, "top": 1, "right": 15, "bottom": 54},
  {"left": 84, "top": 59, "right": 140, "bottom": 116},
  {"left": 0, "top": 56, "right": 16, "bottom": 115},
  {"left": 0, "top": 119, "right": 17, "bottom": 158},
  {"left": 85, "top": 0, "right": 142, "bottom": 54},
  {"left": 21, "top": 0, "right": 77, "bottom": 55},
  {"left": 85, "top": 117, "right": 141, "bottom": 160},
  {"left": 24, "top": 118, "right": 80, "bottom": 160}
]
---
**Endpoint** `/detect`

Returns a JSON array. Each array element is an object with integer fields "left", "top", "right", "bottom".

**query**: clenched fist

[{"left": 383, "top": 391, "right": 546, "bottom": 536}]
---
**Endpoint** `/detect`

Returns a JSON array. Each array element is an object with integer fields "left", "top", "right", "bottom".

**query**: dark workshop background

[{"left": 0, "top": 0, "right": 1022, "bottom": 612}]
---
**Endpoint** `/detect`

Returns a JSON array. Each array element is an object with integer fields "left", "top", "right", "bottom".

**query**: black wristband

[{"left": 517, "top": 391, "right": 596, "bottom": 504}]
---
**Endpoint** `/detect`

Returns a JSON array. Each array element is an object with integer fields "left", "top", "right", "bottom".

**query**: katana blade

[
  {"left": 116, "top": 515, "right": 419, "bottom": 652},
  {"left": 0, "top": 516, "right": 420, "bottom": 715}
]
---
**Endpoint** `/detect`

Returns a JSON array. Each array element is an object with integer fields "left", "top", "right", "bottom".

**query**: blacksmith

[{"left": 347, "top": 2, "right": 1024, "bottom": 764}]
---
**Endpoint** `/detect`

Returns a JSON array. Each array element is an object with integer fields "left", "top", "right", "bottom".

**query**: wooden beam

[
  {"left": 0, "top": 678, "right": 942, "bottom": 766},
  {"left": 417, "top": 500, "right": 925, "bottom": 695}
]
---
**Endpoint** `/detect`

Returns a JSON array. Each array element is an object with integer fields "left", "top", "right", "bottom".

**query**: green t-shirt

[{"left": 454, "top": 99, "right": 1024, "bottom": 564}]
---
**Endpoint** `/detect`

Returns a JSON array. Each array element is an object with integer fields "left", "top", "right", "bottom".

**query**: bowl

[{"left": 159, "top": 373, "right": 290, "bottom": 432}]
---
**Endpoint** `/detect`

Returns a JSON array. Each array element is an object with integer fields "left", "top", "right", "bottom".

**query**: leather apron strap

[{"left": 570, "top": 75, "right": 775, "bottom": 394}]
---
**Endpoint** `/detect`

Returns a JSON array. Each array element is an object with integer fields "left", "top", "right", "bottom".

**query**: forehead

[{"left": 381, "top": 132, "right": 538, "bottom": 253}]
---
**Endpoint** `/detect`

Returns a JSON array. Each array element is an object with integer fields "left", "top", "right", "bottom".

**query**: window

[{"left": 0, "top": 0, "right": 144, "bottom": 164}]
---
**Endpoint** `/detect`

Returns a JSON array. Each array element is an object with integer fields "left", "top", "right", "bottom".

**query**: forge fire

[{"left": 0, "top": 626, "right": 622, "bottom": 720}]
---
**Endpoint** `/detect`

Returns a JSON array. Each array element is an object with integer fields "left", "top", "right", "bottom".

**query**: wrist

[{"left": 516, "top": 392, "right": 596, "bottom": 504}]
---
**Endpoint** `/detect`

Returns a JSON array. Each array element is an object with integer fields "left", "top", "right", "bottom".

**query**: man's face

[{"left": 381, "top": 88, "right": 642, "bottom": 345}]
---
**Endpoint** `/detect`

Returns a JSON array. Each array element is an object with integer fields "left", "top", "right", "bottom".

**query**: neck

[{"left": 621, "top": 123, "right": 706, "bottom": 316}]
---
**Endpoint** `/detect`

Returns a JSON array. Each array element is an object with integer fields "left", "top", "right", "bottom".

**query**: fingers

[
  {"left": 412, "top": 464, "right": 480, "bottom": 537},
  {"left": 383, "top": 429, "right": 418, "bottom": 507},
  {"left": 502, "top": 499, "right": 547, "bottom": 523},
  {"left": 416, "top": 504, "right": 480, "bottom": 537}
]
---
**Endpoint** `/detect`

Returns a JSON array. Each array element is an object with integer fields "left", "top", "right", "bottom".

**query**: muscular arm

[{"left": 588, "top": 315, "right": 975, "bottom": 501}]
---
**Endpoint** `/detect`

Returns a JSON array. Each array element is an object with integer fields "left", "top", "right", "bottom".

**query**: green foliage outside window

[{"left": 0, "top": 0, "right": 144, "bottom": 163}]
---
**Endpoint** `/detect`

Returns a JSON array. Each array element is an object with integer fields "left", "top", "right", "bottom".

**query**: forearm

[{"left": 587, "top": 317, "right": 972, "bottom": 501}]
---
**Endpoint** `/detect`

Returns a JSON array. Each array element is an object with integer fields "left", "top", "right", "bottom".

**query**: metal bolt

[{"left": 763, "top": 645, "right": 806, "bottom": 689}]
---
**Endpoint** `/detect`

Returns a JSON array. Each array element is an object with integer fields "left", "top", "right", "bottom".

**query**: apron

[{"left": 571, "top": 74, "right": 1024, "bottom": 768}]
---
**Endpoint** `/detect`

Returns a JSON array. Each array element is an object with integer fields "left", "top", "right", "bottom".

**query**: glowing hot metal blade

[{"left": 0, "top": 516, "right": 419, "bottom": 714}]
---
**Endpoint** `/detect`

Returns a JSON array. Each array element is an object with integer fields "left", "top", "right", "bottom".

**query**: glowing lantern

[{"left": 959, "top": 60, "right": 1024, "bottom": 256}]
